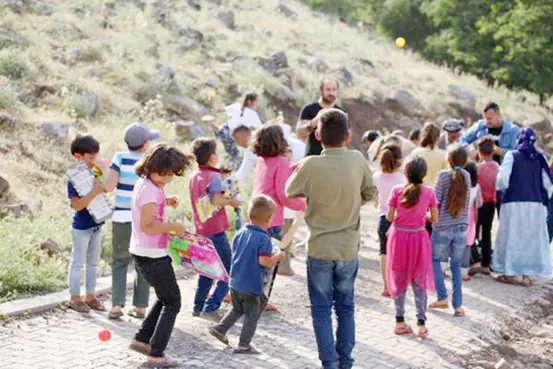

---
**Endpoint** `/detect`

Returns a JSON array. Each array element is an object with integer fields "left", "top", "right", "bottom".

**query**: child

[
  {"left": 67, "top": 134, "right": 108, "bottom": 313},
  {"left": 386, "top": 156, "right": 438, "bottom": 338},
  {"left": 430, "top": 144, "right": 470, "bottom": 317},
  {"left": 102, "top": 122, "right": 160, "bottom": 320},
  {"left": 471, "top": 137, "right": 500, "bottom": 275},
  {"left": 410, "top": 122, "right": 448, "bottom": 187},
  {"left": 190, "top": 138, "right": 241, "bottom": 321},
  {"left": 372, "top": 143, "right": 405, "bottom": 297},
  {"left": 408, "top": 128, "right": 421, "bottom": 147},
  {"left": 286, "top": 109, "right": 374, "bottom": 369},
  {"left": 462, "top": 162, "right": 483, "bottom": 281},
  {"left": 128, "top": 143, "right": 190, "bottom": 367},
  {"left": 208, "top": 195, "right": 286, "bottom": 354}
]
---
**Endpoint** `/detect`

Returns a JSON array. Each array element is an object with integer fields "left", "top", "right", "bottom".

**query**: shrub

[{"left": 0, "top": 54, "right": 28, "bottom": 79}]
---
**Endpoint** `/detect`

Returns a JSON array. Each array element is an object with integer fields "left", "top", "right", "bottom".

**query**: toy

[
  {"left": 98, "top": 329, "right": 111, "bottom": 342},
  {"left": 168, "top": 231, "right": 229, "bottom": 283}
]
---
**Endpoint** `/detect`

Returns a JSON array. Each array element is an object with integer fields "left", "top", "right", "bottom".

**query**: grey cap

[
  {"left": 124, "top": 122, "right": 161, "bottom": 148},
  {"left": 442, "top": 119, "right": 463, "bottom": 133}
]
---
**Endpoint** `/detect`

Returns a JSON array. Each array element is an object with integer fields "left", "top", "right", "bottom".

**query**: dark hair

[
  {"left": 464, "top": 161, "right": 478, "bottom": 187},
  {"left": 380, "top": 144, "right": 402, "bottom": 173},
  {"left": 251, "top": 123, "right": 288, "bottom": 157},
  {"left": 248, "top": 194, "right": 276, "bottom": 223},
  {"left": 446, "top": 144, "right": 469, "bottom": 217},
  {"left": 71, "top": 134, "right": 100, "bottom": 155},
  {"left": 192, "top": 137, "right": 217, "bottom": 165},
  {"left": 319, "top": 77, "right": 340, "bottom": 91},
  {"left": 135, "top": 142, "right": 191, "bottom": 178},
  {"left": 420, "top": 122, "right": 440, "bottom": 149},
  {"left": 409, "top": 129, "right": 421, "bottom": 142},
  {"left": 232, "top": 124, "right": 251, "bottom": 136},
  {"left": 362, "top": 130, "right": 379, "bottom": 143},
  {"left": 477, "top": 136, "right": 495, "bottom": 156},
  {"left": 319, "top": 109, "right": 349, "bottom": 147},
  {"left": 402, "top": 156, "right": 427, "bottom": 208},
  {"left": 483, "top": 102, "right": 500, "bottom": 113},
  {"left": 241, "top": 92, "right": 258, "bottom": 117}
]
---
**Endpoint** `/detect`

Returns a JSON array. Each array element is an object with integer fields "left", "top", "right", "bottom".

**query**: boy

[
  {"left": 67, "top": 134, "right": 107, "bottom": 313},
  {"left": 190, "top": 138, "right": 241, "bottom": 321},
  {"left": 209, "top": 195, "right": 285, "bottom": 354},
  {"left": 472, "top": 136, "right": 500, "bottom": 275},
  {"left": 102, "top": 122, "right": 160, "bottom": 319},
  {"left": 286, "top": 109, "right": 374, "bottom": 369}
]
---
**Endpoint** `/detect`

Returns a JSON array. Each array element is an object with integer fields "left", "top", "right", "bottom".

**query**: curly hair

[
  {"left": 192, "top": 137, "right": 217, "bottom": 165},
  {"left": 251, "top": 123, "right": 288, "bottom": 157},
  {"left": 402, "top": 156, "right": 427, "bottom": 208},
  {"left": 135, "top": 142, "right": 191, "bottom": 178},
  {"left": 446, "top": 144, "right": 469, "bottom": 217}
]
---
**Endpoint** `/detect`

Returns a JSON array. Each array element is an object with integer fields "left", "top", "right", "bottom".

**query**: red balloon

[{"left": 98, "top": 329, "right": 111, "bottom": 342}]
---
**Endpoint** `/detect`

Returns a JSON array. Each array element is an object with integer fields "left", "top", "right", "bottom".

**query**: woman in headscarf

[{"left": 493, "top": 127, "right": 553, "bottom": 286}]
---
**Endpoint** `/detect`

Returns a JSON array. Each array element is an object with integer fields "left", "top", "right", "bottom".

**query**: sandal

[
  {"left": 233, "top": 346, "right": 261, "bottom": 355},
  {"left": 85, "top": 298, "right": 106, "bottom": 311},
  {"left": 429, "top": 300, "right": 449, "bottom": 309},
  {"left": 129, "top": 340, "right": 150, "bottom": 356},
  {"left": 394, "top": 323, "right": 413, "bottom": 335},
  {"left": 462, "top": 275, "right": 472, "bottom": 281},
  {"left": 265, "top": 304, "right": 279, "bottom": 312},
  {"left": 520, "top": 278, "right": 533, "bottom": 287},
  {"left": 128, "top": 307, "right": 146, "bottom": 319},
  {"left": 68, "top": 300, "right": 90, "bottom": 313},
  {"left": 417, "top": 326, "right": 429, "bottom": 339},
  {"left": 146, "top": 355, "right": 180, "bottom": 368},
  {"left": 494, "top": 275, "right": 520, "bottom": 285},
  {"left": 108, "top": 309, "right": 124, "bottom": 320},
  {"left": 208, "top": 326, "right": 230, "bottom": 346},
  {"left": 454, "top": 308, "right": 465, "bottom": 317},
  {"left": 381, "top": 290, "right": 391, "bottom": 297}
]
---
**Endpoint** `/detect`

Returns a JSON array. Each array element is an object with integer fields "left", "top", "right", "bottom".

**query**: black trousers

[
  {"left": 133, "top": 255, "right": 181, "bottom": 357},
  {"left": 215, "top": 289, "right": 262, "bottom": 347},
  {"left": 477, "top": 203, "right": 495, "bottom": 267}
]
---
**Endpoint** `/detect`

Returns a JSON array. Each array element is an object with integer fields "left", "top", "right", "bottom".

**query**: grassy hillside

[{"left": 0, "top": 0, "right": 550, "bottom": 299}]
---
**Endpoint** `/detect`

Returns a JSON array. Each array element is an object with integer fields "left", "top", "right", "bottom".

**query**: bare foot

[{"left": 429, "top": 300, "right": 449, "bottom": 309}]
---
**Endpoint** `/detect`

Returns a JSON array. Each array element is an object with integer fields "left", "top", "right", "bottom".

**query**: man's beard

[{"left": 321, "top": 96, "right": 336, "bottom": 105}]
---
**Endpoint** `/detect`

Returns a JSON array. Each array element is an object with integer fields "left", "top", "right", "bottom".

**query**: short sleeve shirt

[
  {"left": 373, "top": 171, "right": 406, "bottom": 216},
  {"left": 189, "top": 168, "right": 229, "bottom": 237},
  {"left": 67, "top": 181, "right": 99, "bottom": 230},
  {"left": 388, "top": 185, "right": 438, "bottom": 229},
  {"left": 230, "top": 224, "right": 273, "bottom": 295}
]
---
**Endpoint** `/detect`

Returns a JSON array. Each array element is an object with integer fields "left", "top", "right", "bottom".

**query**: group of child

[{"left": 373, "top": 121, "right": 501, "bottom": 336}]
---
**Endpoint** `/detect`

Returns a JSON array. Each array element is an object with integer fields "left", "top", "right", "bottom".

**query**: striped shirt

[
  {"left": 433, "top": 169, "right": 471, "bottom": 231},
  {"left": 110, "top": 151, "right": 143, "bottom": 223}
]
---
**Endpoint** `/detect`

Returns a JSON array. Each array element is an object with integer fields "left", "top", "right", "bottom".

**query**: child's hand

[
  {"left": 230, "top": 198, "right": 241, "bottom": 208},
  {"left": 93, "top": 157, "right": 109, "bottom": 173},
  {"left": 91, "top": 183, "right": 105, "bottom": 197},
  {"left": 166, "top": 196, "right": 179, "bottom": 208},
  {"left": 170, "top": 222, "right": 187, "bottom": 235},
  {"left": 276, "top": 251, "right": 287, "bottom": 263}
]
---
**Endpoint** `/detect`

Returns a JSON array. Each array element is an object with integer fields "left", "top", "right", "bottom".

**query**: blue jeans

[
  {"left": 431, "top": 225, "right": 467, "bottom": 309},
  {"left": 307, "top": 256, "right": 358, "bottom": 369},
  {"left": 68, "top": 226, "right": 103, "bottom": 296},
  {"left": 193, "top": 232, "right": 232, "bottom": 313}
]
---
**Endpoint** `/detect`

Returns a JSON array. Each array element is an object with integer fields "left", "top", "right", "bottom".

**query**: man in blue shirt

[{"left": 461, "top": 102, "right": 520, "bottom": 163}]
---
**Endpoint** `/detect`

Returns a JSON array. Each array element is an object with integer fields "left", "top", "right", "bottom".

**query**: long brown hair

[
  {"left": 402, "top": 156, "right": 427, "bottom": 208},
  {"left": 380, "top": 144, "right": 402, "bottom": 173},
  {"left": 446, "top": 144, "right": 469, "bottom": 217},
  {"left": 420, "top": 122, "right": 440, "bottom": 149},
  {"left": 135, "top": 142, "right": 191, "bottom": 178},
  {"left": 251, "top": 123, "right": 288, "bottom": 157}
]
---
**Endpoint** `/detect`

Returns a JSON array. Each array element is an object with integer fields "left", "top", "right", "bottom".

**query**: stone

[
  {"left": 0, "top": 174, "right": 9, "bottom": 197},
  {"left": 102, "top": 2, "right": 116, "bottom": 17},
  {"left": 390, "top": 90, "right": 425, "bottom": 115},
  {"left": 162, "top": 95, "right": 209, "bottom": 121},
  {"left": 358, "top": 58, "right": 374, "bottom": 68},
  {"left": 448, "top": 84, "right": 476, "bottom": 108},
  {"left": 255, "top": 57, "right": 277, "bottom": 74},
  {"left": 270, "top": 51, "right": 288, "bottom": 69},
  {"left": 174, "top": 121, "right": 208, "bottom": 141},
  {"left": 155, "top": 63, "right": 175, "bottom": 81},
  {"left": 187, "top": 0, "right": 201, "bottom": 10},
  {"left": 39, "top": 238, "right": 60, "bottom": 257},
  {"left": 153, "top": 6, "right": 167, "bottom": 24},
  {"left": 334, "top": 67, "right": 353, "bottom": 86},
  {"left": 81, "top": 91, "right": 99, "bottom": 117},
  {"left": 306, "top": 57, "right": 329, "bottom": 73},
  {"left": 39, "top": 121, "right": 70, "bottom": 139},
  {"left": 528, "top": 117, "right": 553, "bottom": 134},
  {"left": 177, "top": 27, "right": 204, "bottom": 50},
  {"left": 217, "top": 11, "right": 235, "bottom": 30},
  {"left": 3, "top": 203, "right": 30, "bottom": 218},
  {"left": 277, "top": 3, "right": 297, "bottom": 18},
  {"left": 266, "top": 82, "right": 296, "bottom": 102},
  {"left": 0, "top": 113, "right": 20, "bottom": 130}
]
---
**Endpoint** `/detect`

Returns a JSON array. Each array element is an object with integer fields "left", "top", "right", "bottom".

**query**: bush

[{"left": 0, "top": 54, "right": 28, "bottom": 79}]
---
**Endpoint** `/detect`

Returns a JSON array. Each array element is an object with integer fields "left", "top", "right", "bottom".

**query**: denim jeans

[
  {"left": 111, "top": 222, "right": 150, "bottom": 307},
  {"left": 394, "top": 283, "right": 427, "bottom": 325},
  {"left": 307, "top": 256, "right": 358, "bottom": 369},
  {"left": 193, "top": 232, "right": 232, "bottom": 313},
  {"left": 215, "top": 289, "right": 262, "bottom": 347},
  {"left": 432, "top": 225, "right": 467, "bottom": 309},
  {"left": 68, "top": 226, "right": 103, "bottom": 296},
  {"left": 133, "top": 255, "right": 181, "bottom": 358}
]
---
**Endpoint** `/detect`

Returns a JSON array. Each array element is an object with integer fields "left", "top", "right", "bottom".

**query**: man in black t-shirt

[{"left": 296, "top": 77, "right": 345, "bottom": 156}]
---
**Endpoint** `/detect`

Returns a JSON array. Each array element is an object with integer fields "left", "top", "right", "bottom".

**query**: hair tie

[{"left": 453, "top": 166, "right": 461, "bottom": 172}]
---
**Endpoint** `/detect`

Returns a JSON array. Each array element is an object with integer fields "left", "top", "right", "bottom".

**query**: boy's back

[
  {"left": 286, "top": 148, "right": 373, "bottom": 261},
  {"left": 477, "top": 161, "right": 500, "bottom": 203}
]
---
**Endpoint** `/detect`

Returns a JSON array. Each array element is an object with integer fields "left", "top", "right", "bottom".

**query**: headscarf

[{"left": 516, "top": 126, "right": 553, "bottom": 182}]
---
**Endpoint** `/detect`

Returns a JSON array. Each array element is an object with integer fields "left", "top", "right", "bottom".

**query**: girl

[
  {"left": 410, "top": 122, "right": 448, "bottom": 187},
  {"left": 462, "top": 162, "right": 483, "bottom": 281},
  {"left": 430, "top": 144, "right": 470, "bottom": 317},
  {"left": 128, "top": 143, "right": 191, "bottom": 367},
  {"left": 372, "top": 143, "right": 405, "bottom": 297},
  {"left": 386, "top": 156, "right": 438, "bottom": 338},
  {"left": 493, "top": 127, "right": 552, "bottom": 286}
]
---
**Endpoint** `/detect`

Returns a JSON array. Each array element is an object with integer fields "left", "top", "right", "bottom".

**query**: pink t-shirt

[
  {"left": 253, "top": 156, "right": 306, "bottom": 229},
  {"left": 388, "top": 185, "right": 438, "bottom": 229},
  {"left": 373, "top": 171, "right": 405, "bottom": 216},
  {"left": 477, "top": 161, "right": 500, "bottom": 203},
  {"left": 189, "top": 167, "right": 229, "bottom": 237},
  {"left": 130, "top": 178, "right": 168, "bottom": 258}
]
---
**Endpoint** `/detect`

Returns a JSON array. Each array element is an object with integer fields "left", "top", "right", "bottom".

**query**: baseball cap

[
  {"left": 442, "top": 119, "right": 463, "bottom": 133},
  {"left": 124, "top": 122, "right": 161, "bottom": 149}
]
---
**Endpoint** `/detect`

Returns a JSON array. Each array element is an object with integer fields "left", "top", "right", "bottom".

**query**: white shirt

[{"left": 225, "top": 104, "right": 262, "bottom": 131}]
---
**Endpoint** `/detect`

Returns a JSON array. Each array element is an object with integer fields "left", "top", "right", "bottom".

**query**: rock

[
  {"left": 266, "top": 82, "right": 296, "bottom": 102},
  {"left": 40, "top": 238, "right": 60, "bottom": 257},
  {"left": 299, "top": 56, "right": 329, "bottom": 73},
  {"left": 162, "top": 95, "right": 209, "bottom": 121},
  {"left": 177, "top": 27, "right": 204, "bottom": 50},
  {"left": 80, "top": 91, "right": 98, "bottom": 117},
  {"left": 255, "top": 57, "right": 277, "bottom": 74},
  {"left": 3, "top": 203, "right": 30, "bottom": 218},
  {"left": 277, "top": 3, "right": 297, "bottom": 18},
  {"left": 0, "top": 174, "right": 9, "bottom": 197},
  {"left": 0, "top": 26, "right": 26, "bottom": 49},
  {"left": 0, "top": 113, "right": 20, "bottom": 130},
  {"left": 448, "top": 84, "right": 476, "bottom": 108},
  {"left": 39, "top": 121, "right": 70, "bottom": 139},
  {"left": 103, "top": 1, "right": 116, "bottom": 17},
  {"left": 153, "top": 5, "right": 167, "bottom": 24},
  {"left": 187, "top": 0, "right": 201, "bottom": 10},
  {"left": 529, "top": 117, "right": 553, "bottom": 134},
  {"left": 270, "top": 51, "right": 288, "bottom": 69},
  {"left": 32, "top": 1, "right": 54, "bottom": 16},
  {"left": 358, "top": 58, "right": 374, "bottom": 68},
  {"left": 155, "top": 63, "right": 175, "bottom": 81},
  {"left": 174, "top": 121, "right": 208, "bottom": 141},
  {"left": 334, "top": 67, "right": 353, "bottom": 86},
  {"left": 390, "top": 90, "right": 425, "bottom": 115},
  {"left": 217, "top": 11, "right": 235, "bottom": 30}
]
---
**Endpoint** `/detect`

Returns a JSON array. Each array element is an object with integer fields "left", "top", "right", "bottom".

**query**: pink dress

[
  {"left": 466, "top": 185, "right": 483, "bottom": 246},
  {"left": 386, "top": 185, "right": 438, "bottom": 297}
]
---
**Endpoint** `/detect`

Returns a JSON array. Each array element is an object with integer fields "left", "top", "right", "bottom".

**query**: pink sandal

[
  {"left": 417, "top": 326, "right": 429, "bottom": 339},
  {"left": 394, "top": 324, "right": 413, "bottom": 335}
]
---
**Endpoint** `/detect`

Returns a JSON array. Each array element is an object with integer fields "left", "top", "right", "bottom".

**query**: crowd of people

[{"left": 64, "top": 75, "right": 552, "bottom": 368}]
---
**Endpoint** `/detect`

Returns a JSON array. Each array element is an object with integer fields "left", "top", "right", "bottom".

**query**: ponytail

[
  {"left": 445, "top": 144, "right": 469, "bottom": 217},
  {"left": 380, "top": 144, "right": 402, "bottom": 173},
  {"left": 402, "top": 183, "right": 421, "bottom": 208},
  {"left": 402, "top": 156, "right": 427, "bottom": 208}
]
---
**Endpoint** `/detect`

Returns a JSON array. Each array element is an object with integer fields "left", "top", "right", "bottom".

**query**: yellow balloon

[{"left": 395, "top": 37, "right": 406, "bottom": 48}]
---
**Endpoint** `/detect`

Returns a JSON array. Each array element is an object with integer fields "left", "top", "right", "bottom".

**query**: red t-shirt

[{"left": 477, "top": 161, "right": 500, "bottom": 204}]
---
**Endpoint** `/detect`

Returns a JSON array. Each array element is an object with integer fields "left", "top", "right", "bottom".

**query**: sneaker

[
  {"left": 201, "top": 310, "right": 224, "bottom": 322},
  {"left": 208, "top": 326, "right": 229, "bottom": 346},
  {"left": 192, "top": 311, "right": 201, "bottom": 317}
]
